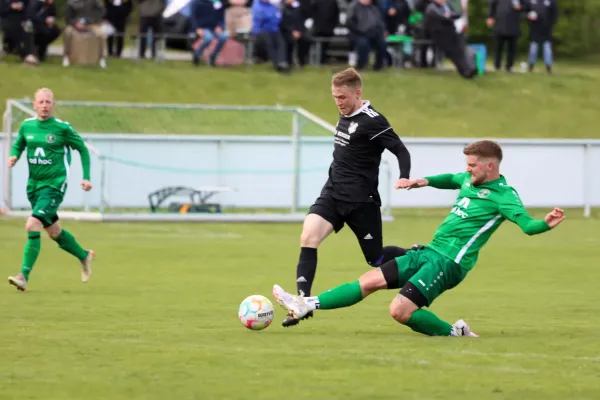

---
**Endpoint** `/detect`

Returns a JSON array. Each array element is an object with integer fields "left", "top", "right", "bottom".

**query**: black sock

[
  {"left": 381, "top": 245, "right": 409, "bottom": 263},
  {"left": 296, "top": 247, "right": 317, "bottom": 297}
]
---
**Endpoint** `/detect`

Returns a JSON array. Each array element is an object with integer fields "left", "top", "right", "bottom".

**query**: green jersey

[
  {"left": 425, "top": 172, "right": 551, "bottom": 270},
  {"left": 10, "top": 117, "right": 91, "bottom": 194}
]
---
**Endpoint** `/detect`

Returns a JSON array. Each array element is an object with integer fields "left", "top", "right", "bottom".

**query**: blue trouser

[
  {"left": 529, "top": 41, "right": 552, "bottom": 66},
  {"left": 354, "top": 34, "right": 387, "bottom": 70},
  {"left": 193, "top": 29, "right": 229, "bottom": 62}
]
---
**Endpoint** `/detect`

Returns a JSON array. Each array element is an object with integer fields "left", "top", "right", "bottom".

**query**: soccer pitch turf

[{"left": 1, "top": 214, "right": 599, "bottom": 399}]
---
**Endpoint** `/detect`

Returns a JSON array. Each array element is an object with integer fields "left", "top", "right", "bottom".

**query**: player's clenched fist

[
  {"left": 81, "top": 180, "right": 93, "bottom": 191},
  {"left": 544, "top": 207, "right": 565, "bottom": 228},
  {"left": 7, "top": 156, "right": 17, "bottom": 168}
]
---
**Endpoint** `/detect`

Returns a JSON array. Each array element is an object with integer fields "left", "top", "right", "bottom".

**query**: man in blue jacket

[
  {"left": 190, "top": 0, "right": 228, "bottom": 66},
  {"left": 252, "top": 0, "right": 288, "bottom": 72}
]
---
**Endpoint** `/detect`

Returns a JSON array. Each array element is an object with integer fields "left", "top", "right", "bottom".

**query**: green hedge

[{"left": 466, "top": 0, "right": 600, "bottom": 57}]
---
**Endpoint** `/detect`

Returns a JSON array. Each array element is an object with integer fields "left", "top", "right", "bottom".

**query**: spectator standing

[
  {"left": 104, "top": 0, "right": 132, "bottom": 58},
  {"left": 487, "top": 0, "right": 524, "bottom": 72},
  {"left": 525, "top": 0, "right": 557, "bottom": 73},
  {"left": 138, "top": 0, "right": 165, "bottom": 59}
]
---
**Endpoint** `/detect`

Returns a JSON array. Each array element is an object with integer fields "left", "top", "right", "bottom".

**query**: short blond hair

[
  {"left": 34, "top": 88, "right": 55, "bottom": 101},
  {"left": 463, "top": 140, "right": 503, "bottom": 162},
  {"left": 332, "top": 68, "right": 363, "bottom": 90}
]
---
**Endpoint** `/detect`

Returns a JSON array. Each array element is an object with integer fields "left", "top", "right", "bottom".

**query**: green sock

[
  {"left": 316, "top": 280, "right": 364, "bottom": 310},
  {"left": 405, "top": 309, "right": 453, "bottom": 336},
  {"left": 54, "top": 229, "right": 88, "bottom": 261},
  {"left": 21, "top": 232, "right": 41, "bottom": 281}
]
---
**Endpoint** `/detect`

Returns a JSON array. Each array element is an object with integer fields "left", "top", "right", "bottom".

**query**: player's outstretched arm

[
  {"left": 499, "top": 190, "right": 564, "bottom": 235},
  {"left": 65, "top": 124, "right": 92, "bottom": 191},
  {"left": 369, "top": 124, "right": 412, "bottom": 187},
  {"left": 397, "top": 173, "right": 463, "bottom": 190}
]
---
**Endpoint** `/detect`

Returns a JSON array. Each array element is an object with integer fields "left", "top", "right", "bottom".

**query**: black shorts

[{"left": 308, "top": 194, "right": 383, "bottom": 266}]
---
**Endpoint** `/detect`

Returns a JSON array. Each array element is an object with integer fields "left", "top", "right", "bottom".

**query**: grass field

[
  {"left": 2, "top": 57, "right": 600, "bottom": 138},
  {"left": 1, "top": 212, "right": 599, "bottom": 400}
]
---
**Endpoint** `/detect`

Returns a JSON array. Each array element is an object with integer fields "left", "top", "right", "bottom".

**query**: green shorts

[
  {"left": 390, "top": 247, "right": 468, "bottom": 307},
  {"left": 28, "top": 187, "right": 63, "bottom": 227}
]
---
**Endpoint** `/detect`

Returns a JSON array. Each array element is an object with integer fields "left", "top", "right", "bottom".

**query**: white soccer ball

[{"left": 238, "top": 295, "right": 274, "bottom": 331}]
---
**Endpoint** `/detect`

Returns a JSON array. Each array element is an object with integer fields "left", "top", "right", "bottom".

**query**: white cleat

[
  {"left": 452, "top": 319, "right": 479, "bottom": 337},
  {"left": 272, "top": 284, "right": 310, "bottom": 320},
  {"left": 8, "top": 273, "right": 27, "bottom": 292},
  {"left": 81, "top": 250, "right": 95, "bottom": 282}
]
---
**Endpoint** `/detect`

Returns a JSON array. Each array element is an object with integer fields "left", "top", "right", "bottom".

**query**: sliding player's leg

[
  {"left": 389, "top": 248, "right": 477, "bottom": 337},
  {"left": 273, "top": 246, "right": 424, "bottom": 319},
  {"left": 273, "top": 265, "right": 389, "bottom": 319}
]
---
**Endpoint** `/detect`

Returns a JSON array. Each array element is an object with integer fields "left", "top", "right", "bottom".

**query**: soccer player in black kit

[{"left": 283, "top": 67, "right": 414, "bottom": 327}]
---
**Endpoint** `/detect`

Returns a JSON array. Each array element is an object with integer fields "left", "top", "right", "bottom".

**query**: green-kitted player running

[
  {"left": 7, "top": 88, "right": 95, "bottom": 291},
  {"left": 273, "top": 140, "right": 565, "bottom": 337}
]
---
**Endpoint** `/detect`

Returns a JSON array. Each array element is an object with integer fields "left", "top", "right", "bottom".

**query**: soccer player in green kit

[
  {"left": 272, "top": 140, "right": 565, "bottom": 337},
  {"left": 6, "top": 88, "right": 95, "bottom": 291}
]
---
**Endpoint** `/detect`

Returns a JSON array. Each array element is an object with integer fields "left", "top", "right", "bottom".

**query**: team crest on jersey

[
  {"left": 46, "top": 134, "right": 56, "bottom": 144},
  {"left": 348, "top": 121, "right": 358, "bottom": 134},
  {"left": 477, "top": 189, "right": 490, "bottom": 199}
]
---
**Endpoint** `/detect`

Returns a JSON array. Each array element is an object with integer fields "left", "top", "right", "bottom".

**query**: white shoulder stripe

[{"left": 369, "top": 126, "right": 392, "bottom": 140}]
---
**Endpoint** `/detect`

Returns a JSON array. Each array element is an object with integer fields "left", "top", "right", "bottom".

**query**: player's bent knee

[
  {"left": 300, "top": 214, "right": 333, "bottom": 247},
  {"left": 300, "top": 231, "right": 322, "bottom": 248},
  {"left": 365, "top": 252, "right": 384, "bottom": 268},
  {"left": 25, "top": 216, "right": 43, "bottom": 232},
  {"left": 389, "top": 297, "right": 417, "bottom": 324}
]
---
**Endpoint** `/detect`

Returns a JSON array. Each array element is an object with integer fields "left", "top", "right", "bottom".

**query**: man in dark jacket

[
  {"left": 424, "top": 0, "right": 476, "bottom": 79},
  {"left": 378, "top": 0, "right": 409, "bottom": 35},
  {"left": 190, "top": 0, "right": 227, "bottom": 66},
  {"left": 27, "top": 0, "right": 61, "bottom": 61},
  {"left": 1, "top": 0, "right": 38, "bottom": 64},
  {"left": 305, "top": 0, "right": 338, "bottom": 64},
  {"left": 137, "top": 0, "right": 165, "bottom": 59},
  {"left": 280, "top": 0, "right": 310, "bottom": 67},
  {"left": 346, "top": 0, "right": 387, "bottom": 70},
  {"left": 525, "top": 0, "right": 557, "bottom": 73},
  {"left": 104, "top": 0, "right": 132, "bottom": 58},
  {"left": 487, "top": 0, "right": 524, "bottom": 72}
]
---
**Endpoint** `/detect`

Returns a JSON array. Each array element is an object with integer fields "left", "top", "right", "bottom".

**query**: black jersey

[{"left": 322, "top": 100, "right": 411, "bottom": 205}]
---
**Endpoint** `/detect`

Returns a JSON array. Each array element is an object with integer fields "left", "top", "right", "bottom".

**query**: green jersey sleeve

[
  {"left": 498, "top": 188, "right": 550, "bottom": 235},
  {"left": 425, "top": 172, "right": 469, "bottom": 190},
  {"left": 10, "top": 123, "right": 27, "bottom": 159},
  {"left": 64, "top": 123, "right": 91, "bottom": 180}
]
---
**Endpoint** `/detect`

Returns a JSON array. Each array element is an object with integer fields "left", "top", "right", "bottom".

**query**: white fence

[{"left": 2, "top": 134, "right": 598, "bottom": 216}]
